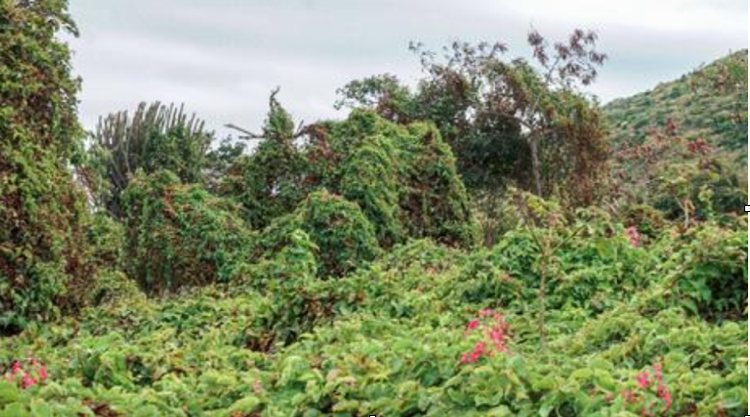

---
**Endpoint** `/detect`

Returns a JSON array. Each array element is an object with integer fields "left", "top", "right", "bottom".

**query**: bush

[
  {"left": 653, "top": 158, "right": 746, "bottom": 222},
  {"left": 85, "top": 269, "right": 145, "bottom": 307},
  {"left": 398, "top": 122, "right": 480, "bottom": 247},
  {"left": 340, "top": 135, "right": 404, "bottom": 247},
  {"left": 85, "top": 212, "right": 126, "bottom": 270},
  {"left": 309, "top": 111, "right": 479, "bottom": 248},
  {"left": 220, "top": 141, "right": 309, "bottom": 230},
  {"left": 662, "top": 220, "right": 748, "bottom": 321},
  {"left": 122, "top": 170, "right": 252, "bottom": 294},
  {"left": 254, "top": 190, "right": 381, "bottom": 278},
  {"left": 240, "top": 229, "right": 327, "bottom": 348}
]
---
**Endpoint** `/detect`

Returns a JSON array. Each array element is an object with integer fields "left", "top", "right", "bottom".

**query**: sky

[{"left": 67, "top": 0, "right": 748, "bottom": 138}]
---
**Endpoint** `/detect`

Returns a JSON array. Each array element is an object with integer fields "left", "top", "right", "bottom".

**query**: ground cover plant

[{"left": 0, "top": 1, "right": 747, "bottom": 416}]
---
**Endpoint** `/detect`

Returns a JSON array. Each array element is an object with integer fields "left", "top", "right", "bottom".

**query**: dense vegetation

[
  {"left": 0, "top": 2, "right": 746, "bottom": 416},
  {"left": 604, "top": 50, "right": 748, "bottom": 152}
]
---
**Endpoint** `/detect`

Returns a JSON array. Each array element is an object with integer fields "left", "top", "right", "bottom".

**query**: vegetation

[
  {"left": 604, "top": 50, "right": 748, "bottom": 152},
  {"left": 221, "top": 105, "right": 479, "bottom": 248},
  {"left": 0, "top": 0, "right": 93, "bottom": 333},
  {"left": 336, "top": 32, "right": 609, "bottom": 206},
  {"left": 80, "top": 102, "right": 214, "bottom": 218},
  {"left": 121, "top": 170, "right": 252, "bottom": 295},
  {"left": 1, "top": 214, "right": 746, "bottom": 416},
  {"left": 0, "top": 2, "right": 746, "bottom": 416},
  {"left": 251, "top": 190, "right": 381, "bottom": 278}
]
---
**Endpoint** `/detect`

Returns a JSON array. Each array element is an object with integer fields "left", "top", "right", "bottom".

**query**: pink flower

[
  {"left": 488, "top": 325, "right": 508, "bottom": 352},
  {"left": 10, "top": 361, "right": 21, "bottom": 375},
  {"left": 625, "top": 226, "right": 641, "bottom": 247},
  {"left": 20, "top": 372, "right": 36, "bottom": 389},
  {"left": 657, "top": 383, "right": 672, "bottom": 410},
  {"left": 38, "top": 365, "right": 48, "bottom": 381},
  {"left": 460, "top": 309, "right": 512, "bottom": 365},
  {"left": 460, "top": 352, "right": 475, "bottom": 364},
  {"left": 635, "top": 370, "right": 650, "bottom": 389},
  {"left": 461, "top": 341, "right": 487, "bottom": 364}
]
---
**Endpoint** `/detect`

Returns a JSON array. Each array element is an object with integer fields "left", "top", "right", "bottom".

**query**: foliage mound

[
  {"left": 222, "top": 106, "right": 479, "bottom": 249},
  {"left": 122, "top": 170, "right": 252, "bottom": 295},
  {"left": 0, "top": 212, "right": 746, "bottom": 416},
  {"left": 219, "top": 94, "right": 309, "bottom": 230},
  {"left": 252, "top": 189, "right": 381, "bottom": 278}
]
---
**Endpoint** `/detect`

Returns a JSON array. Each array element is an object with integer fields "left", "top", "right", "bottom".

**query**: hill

[{"left": 604, "top": 50, "right": 748, "bottom": 151}]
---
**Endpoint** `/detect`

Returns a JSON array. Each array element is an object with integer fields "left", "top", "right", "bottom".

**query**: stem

[
  {"left": 529, "top": 134, "right": 543, "bottom": 196},
  {"left": 538, "top": 245, "right": 547, "bottom": 351}
]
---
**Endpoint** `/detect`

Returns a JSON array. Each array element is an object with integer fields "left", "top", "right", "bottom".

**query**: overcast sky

[{"left": 67, "top": 0, "right": 747, "bottom": 138}]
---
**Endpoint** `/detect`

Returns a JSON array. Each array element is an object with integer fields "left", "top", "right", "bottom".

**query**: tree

[
  {"left": 336, "top": 30, "right": 609, "bottom": 206},
  {"left": 81, "top": 102, "right": 213, "bottom": 218},
  {"left": 221, "top": 91, "right": 479, "bottom": 248},
  {"left": 220, "top": 89, "right": 310, "bottom": 229},
  {"left": 0, "top": 0, "right": 92, "bottom": 331}
]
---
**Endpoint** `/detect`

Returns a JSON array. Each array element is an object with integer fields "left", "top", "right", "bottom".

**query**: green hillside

[{"left": 604, "top": 50, "right": 748, "bottom": 151}]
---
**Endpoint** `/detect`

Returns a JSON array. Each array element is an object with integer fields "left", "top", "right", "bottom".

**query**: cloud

[{"left": 67, "top": 0, "right": 748, "bottom": 137}]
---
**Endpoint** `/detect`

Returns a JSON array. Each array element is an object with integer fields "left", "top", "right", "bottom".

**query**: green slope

[{"left": 604, "top": 50, "right": 748, "bottom": 151}]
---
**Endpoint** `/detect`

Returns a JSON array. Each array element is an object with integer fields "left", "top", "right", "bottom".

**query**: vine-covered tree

[
  {"left": 220, "top": 89, "right": 311, "bottom": 229},
  {"left": 336, "top": 30, "right": 609, "bottom": 206},
  {"left": 0, "top": 0, "right": 92, "bottom": 331},
  {"left": 81, "top": 102, "right": 213, "bottom": 218}
]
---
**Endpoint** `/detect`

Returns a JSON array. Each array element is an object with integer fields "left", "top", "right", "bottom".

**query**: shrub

[
  {"left": 620, "top": 203, "right": 667, "bottom": 239},
  {"left": 240, "top": 229, "right": 327, "bottom": 348},
  {"left": 254, "top": 190, "right": 381, "bottom": 278},
  {"left": 662, "top": 220, "right": 748, "bottom": 321},
  {"left": 309, "top": 111, "right": 479, "bottom": 247},
  {"left": 398, "top": 122, "right": 480, "bottom": 247},
  {"left": 85, "top": 270, "right": 145, "bottom": 307},
  {"left": 653, "top": 158, "right": 746, "bottom": 222},
  {"left": 340, "top": 135, "right": 404, "bottom": 247},
  {"left": 85, "top": 212, "right": 126, "bottom": 270},
  {"left": 121, "top": 170, "right": 252, "bottom": 294}
]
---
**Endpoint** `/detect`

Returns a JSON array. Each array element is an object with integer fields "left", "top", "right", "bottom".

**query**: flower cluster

[
  {"left": 460, "top": 308, "right": 510, "bottom": 364},
  {"left": 685, "top": 138, "right": 710, "bottom": 154},
  {"left": 625, "top": 226, "right": 640, "bottom": 247},
  {"left": 617, "top": 361, "right": 672, "bottom": 415},
  {"left": 3, "top": 358, "right": 48, "bottom": 389}
]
